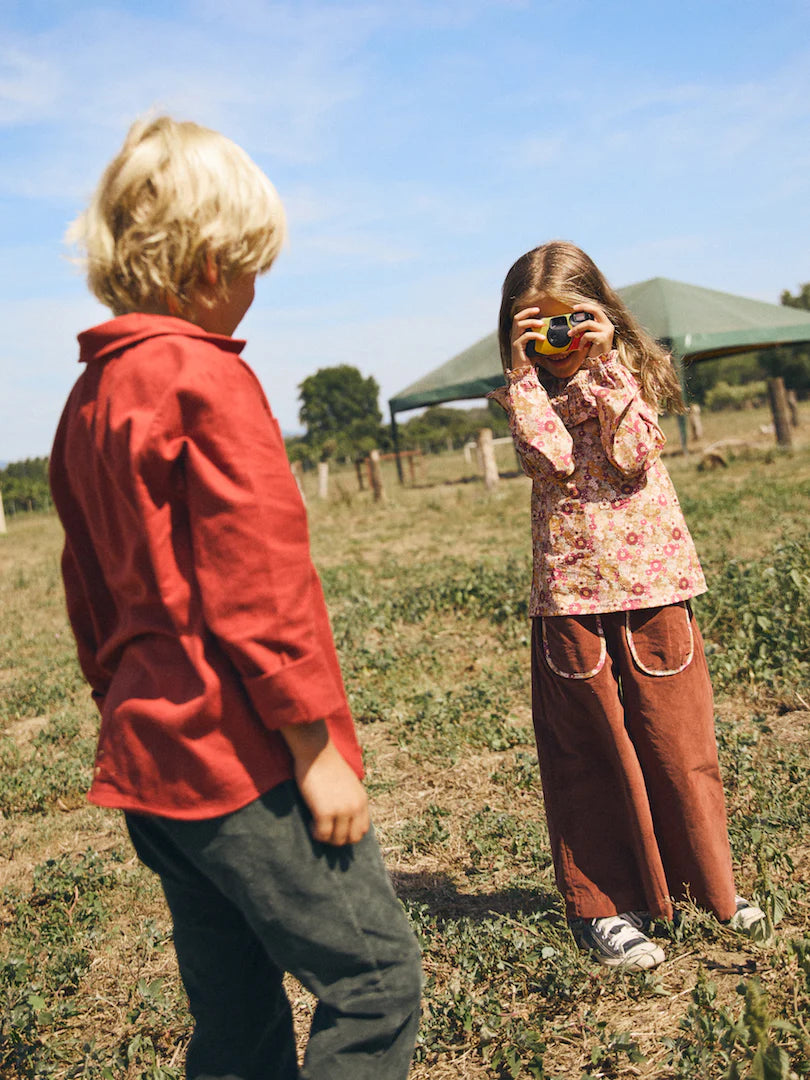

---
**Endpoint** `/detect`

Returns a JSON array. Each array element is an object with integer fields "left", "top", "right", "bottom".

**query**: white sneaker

[
  {"left": 570, "top": 914, "right": 666, "bottom": 970},
  {"left": 728, "top": 895, "right": 769, "bottom": 938}
]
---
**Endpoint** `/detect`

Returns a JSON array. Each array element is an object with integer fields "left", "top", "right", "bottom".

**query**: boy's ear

[{"left": 202, "top": 250, "right": 219, "bottom": 288}]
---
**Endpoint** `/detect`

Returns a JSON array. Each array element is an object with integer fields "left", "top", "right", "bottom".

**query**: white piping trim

[
  {"left": 542, "top": 615, "right": 606, "bottom": 680},
  {"left": 624, "top": 603, "right": 694, "bottom": 677}
]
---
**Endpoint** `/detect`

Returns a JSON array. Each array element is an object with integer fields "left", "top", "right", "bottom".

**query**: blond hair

[
  {"left": 498, "top": 241, "right": 685, "bottom": 414},
  {"left": 68, "top": 115, "right": 287, "bottom": 316}
]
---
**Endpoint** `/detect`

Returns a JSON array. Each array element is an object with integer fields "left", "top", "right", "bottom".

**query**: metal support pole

[{"left": 389, "top": 407, "right": 404, "bottom": 484}]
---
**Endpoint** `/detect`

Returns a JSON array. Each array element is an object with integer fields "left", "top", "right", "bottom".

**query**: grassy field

[{"left": 2, "top": 403, "right": 810, "bottom": 1079}]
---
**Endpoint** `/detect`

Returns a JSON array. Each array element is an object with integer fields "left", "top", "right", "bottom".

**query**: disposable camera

[{"left": 526, "top": 312, "right": 594, "bottom": 358}]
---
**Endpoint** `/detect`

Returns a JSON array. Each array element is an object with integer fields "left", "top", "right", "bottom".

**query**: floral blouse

[{"left": 491, "top": 353, "right": 706, "bottom": 617}]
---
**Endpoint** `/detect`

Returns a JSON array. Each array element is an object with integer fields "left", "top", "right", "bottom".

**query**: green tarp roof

[{"left": 389, "top": 276, "right": 810, "bottom": 416}]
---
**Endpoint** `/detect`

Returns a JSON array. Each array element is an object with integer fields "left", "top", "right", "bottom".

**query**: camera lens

[{"left": 546, "top": 317, "right": 571, "bottom": 349}]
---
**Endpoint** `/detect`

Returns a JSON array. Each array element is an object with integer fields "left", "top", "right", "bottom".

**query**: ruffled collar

[{"left": 540, "top": 364, "right": 599, "bottom": 428}]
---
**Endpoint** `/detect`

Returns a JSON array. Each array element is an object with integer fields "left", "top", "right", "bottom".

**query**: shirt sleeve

[
  {"left": 150, "top": 355, "right": 349, "bottom": 731},
  {"left": 488, "top": 366, "right": 574, "bottom": 480},
  {"left": 49, "top": 416, "right": 111, "bottom": 714},
  {"left": 587, "top": 353, "right": 666, "bottom": 475},
  {"left": 60, "top": 539, "right": 111, "bottom": 714}
]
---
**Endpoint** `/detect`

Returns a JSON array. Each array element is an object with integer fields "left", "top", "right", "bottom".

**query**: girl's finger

[{"left": 514, "top": 320, "right": 546, "bottom": 338}]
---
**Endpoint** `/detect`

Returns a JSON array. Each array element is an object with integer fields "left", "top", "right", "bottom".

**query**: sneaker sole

[{"left": 594, "top": 944, "right": 666, "bottom": 970}]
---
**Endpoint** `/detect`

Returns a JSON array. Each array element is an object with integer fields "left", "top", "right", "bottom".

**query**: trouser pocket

[
  {"left": 541, "top": 614, "right": 606, "bottom": 680},
  {"left": 624, "top": 601, "right": 694, "bottom": 676}
]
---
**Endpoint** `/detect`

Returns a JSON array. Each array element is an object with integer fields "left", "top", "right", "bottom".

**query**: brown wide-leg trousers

[{"left": 531, "top": 602, "right": 736, "bottom": 921}]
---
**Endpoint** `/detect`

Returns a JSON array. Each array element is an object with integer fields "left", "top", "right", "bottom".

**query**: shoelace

[{"left": 593, "top": 916, "right": 647, "bottom": 950}]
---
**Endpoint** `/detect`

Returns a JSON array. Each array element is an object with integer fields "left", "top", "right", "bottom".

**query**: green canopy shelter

[{"left": 388, "top": 277, "right": 810, "bottom": 475}]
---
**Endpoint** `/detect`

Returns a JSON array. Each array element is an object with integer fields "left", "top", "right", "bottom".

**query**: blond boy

[{"left": 50, "top": 116, "right": 421, "bottom": 1080}]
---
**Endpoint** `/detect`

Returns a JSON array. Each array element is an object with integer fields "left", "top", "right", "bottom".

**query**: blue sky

[{"left": 2, "top": 0, "right": 809, "bottom": 460}]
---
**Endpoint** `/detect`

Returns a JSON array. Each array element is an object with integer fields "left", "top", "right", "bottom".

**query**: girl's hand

[
  {"left": 572, "top": 303, "right": 615, "bottom": 359},
  {"left": 509, "top": 306, "right": 545, "bottom": 372}
]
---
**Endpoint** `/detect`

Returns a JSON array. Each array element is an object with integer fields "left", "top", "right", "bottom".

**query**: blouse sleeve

[
  {"left": 587, "top": 353, "right": 666, "bottom": 475},
  {"left": 488, "top": 366, "right": 574, "bottom": 480}
]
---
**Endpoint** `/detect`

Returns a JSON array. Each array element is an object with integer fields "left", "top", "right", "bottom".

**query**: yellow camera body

[{"left": 526, "top": 312, "right": 594, "bottom": 358}]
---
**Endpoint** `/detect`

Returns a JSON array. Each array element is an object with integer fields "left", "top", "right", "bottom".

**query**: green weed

[{"left": 698, "top": 540, "right": 810, "bottom": 695}]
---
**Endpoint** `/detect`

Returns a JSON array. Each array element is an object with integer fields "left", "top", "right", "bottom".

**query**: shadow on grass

[{"left": 391, "top": 868, "right": 560, "bottom": 920}]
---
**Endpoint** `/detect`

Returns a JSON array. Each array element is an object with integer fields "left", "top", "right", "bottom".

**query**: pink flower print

[
  {"left": 649, "top": 560, "right": 663, "bottom": 573},
  {"left": 663, "top": 544, "right": 676, "bottom": 557},
  {"left": 617, "top": 548, "right": 631, "bottom": 561},
  {"left": 569, "top": 603, "right": 582, "bottom": 614},
  {"left": 574, "top": 537, "right": 588, "bottom": 550},
  {"left": 544, "top": 420, "right": 557, "bottom": 433},
  {"left": 672, "top": 527, "right": 682, "bottom": 540},
  {"left": 679, "top": 576, "right": 691, "bottom": 590},
  {"left": 626, "top": 532, "right": 639, "bottom": 545},
  {"left": 579, "top": 586, "right": 594, "bottom": 599},
  {"left": 632, "top": 582, "right": 646, "bottom": 596},
  {"left": 658, "top": 494, "right": 668, "bottom": 506},
  {"left": 635, "top": 442, "right": 647, "bottom": 458}
]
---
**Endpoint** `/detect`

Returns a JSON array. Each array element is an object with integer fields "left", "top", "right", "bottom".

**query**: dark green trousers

[{"left": 125, "top": 781, "right": 422, "bottom": 1080}]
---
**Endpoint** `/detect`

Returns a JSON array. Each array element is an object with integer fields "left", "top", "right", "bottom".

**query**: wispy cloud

[{"left": 1, "top": 0, "right": 809, "bottom": 459}]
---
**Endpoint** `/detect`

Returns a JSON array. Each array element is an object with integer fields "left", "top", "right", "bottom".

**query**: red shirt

[{"left": 50, "top": 313, "right": 362, "bottom": 819}]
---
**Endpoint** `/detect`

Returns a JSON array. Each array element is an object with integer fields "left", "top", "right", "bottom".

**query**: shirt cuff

[
  {"left": 245, "top": 654, "right": 346, "bottom": 729},
  {"left": 505, "top": 364, "right": 540, "bottom": 387}
]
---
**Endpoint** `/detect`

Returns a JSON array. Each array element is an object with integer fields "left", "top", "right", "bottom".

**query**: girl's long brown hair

[{"left": 498, "top": 241, "right": 685, "bottom": 414}]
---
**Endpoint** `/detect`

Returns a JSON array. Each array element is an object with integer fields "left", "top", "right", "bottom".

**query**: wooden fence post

[
  {"left": 317, "top": 460, "right": 329, "bottom": 499},
  {"left": 0, "top": 486, "right": 6, "bottom": 535},
  {"left": 354, "top": 459, "right": 365, "bottom": 491},
  {"left": 478, "top": 428, "right": 500, "bottom": 490},
  {"left": 290, "top": 461, "right": 306, "bottom": 504},
  {"left": 368, "top": 449, "right": 386, "bottom": 502},
  {"left": 688, "top": 403, "right": 703, "bottom": 442},
  {"left": 767, "top": 377, "right": 793, "bottom": 448}
]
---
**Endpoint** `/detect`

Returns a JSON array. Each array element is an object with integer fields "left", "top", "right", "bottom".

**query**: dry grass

[{"left": 2, "top": 408, "right": 810, "bottom": 1078}]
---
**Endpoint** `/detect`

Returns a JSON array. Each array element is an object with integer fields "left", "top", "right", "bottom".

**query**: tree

[
  {"left": 398, "top": 404, "right": 509, "bottom": 452},
  {"left": 781, "top": 283, "right": 810, "bottom": 311},
  {"left": 768, "top": 283, "right": 810, "bottom": 397},
  {"left": 298, "top": 365, "right": 383, "bottom": 459},
  {"left": 0, "top": 457, "right": 52, "bottom": 514}
]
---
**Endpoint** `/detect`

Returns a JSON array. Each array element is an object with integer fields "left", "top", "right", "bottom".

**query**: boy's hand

[{"left": 280, "top": 721, "right": 370, "bottom": 846}]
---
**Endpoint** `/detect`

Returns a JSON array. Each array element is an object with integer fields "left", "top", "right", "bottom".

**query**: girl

[{"left": 489, "top": 241, "right": 765, "bottom": 970}]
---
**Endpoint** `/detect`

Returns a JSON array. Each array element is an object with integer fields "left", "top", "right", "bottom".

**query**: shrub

[{"left": 704, "top": 380, "right": 769, "bottom": 411}]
